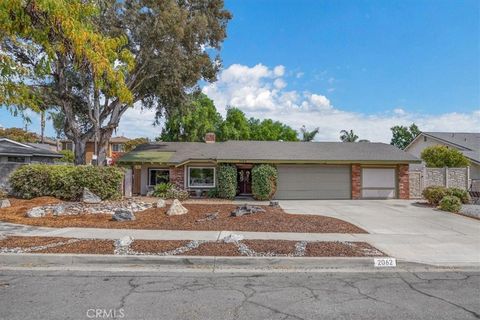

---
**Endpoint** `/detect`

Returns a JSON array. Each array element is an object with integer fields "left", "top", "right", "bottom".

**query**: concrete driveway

[{"left": 281, "top": 200, "right": 480, "bottom": 267}]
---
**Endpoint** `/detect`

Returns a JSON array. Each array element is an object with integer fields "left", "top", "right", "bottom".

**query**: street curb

[{"left": 1, "top": 253, "right": 477, "bottom": 272}]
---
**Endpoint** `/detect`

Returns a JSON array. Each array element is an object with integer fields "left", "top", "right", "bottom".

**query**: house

[
  {"left": 60, "top": 136, "right": 130, "bottom": 164},
  {"left": 0, "top": 138, "right": 62, "bottom": 190},
  {"left": 405, "top": 132, "right": 480, "bottom": 180},
  {"left": 117, "top": 134, "right": 420, "bottom": 199}
]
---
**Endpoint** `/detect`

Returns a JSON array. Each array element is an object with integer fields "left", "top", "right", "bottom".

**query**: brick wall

[
  {"left": 398, "top": 164, "right": 409, "bottom": 199},
  {"left": 351, "top": 164, "right": 361, "bottom": 199},
  {"left": 169, "top": 166, "right": 185, "bottom": 189}
]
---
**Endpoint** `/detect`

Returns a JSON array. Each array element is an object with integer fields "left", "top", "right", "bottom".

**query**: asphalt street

[{"left": 0, "top": 269, "right": 479, "bottom": 320}]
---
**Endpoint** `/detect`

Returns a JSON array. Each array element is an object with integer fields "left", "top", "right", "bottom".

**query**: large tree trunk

[
  {"left": 97, "top": 129, "right": 114, "bottom": 166},
  {"left": 73, "top": 137, "right": 87, "bottom": 165}
]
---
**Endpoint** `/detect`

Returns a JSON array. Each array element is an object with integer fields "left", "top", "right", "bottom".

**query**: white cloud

[{"left": 202, "top": 63, "right": 480, "bottom": 142}]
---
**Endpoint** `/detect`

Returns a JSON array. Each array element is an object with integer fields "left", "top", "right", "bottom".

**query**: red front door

[{"left": 238, "top": 169, "right": 252, "bottom": 194}]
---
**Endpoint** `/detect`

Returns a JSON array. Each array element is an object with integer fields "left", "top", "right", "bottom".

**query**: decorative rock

[
  {"left": 166, "top": 199, "right": 188, "bottom": 216},
  {"left": 82, "top": 188, "right": 101, "bottom": 204},
  {"left": 115, "top": 236, "right": 134, "bottom": 248},
  {"left": 112, "top": 209, "right": 136, "bottom": 221},
  {"left": 26, "top": 207, "right": 47, "bottom": 218},
  {"left": 231, "top": 204, "right": 266, "bottom": 217},
  {"left": 155, "top": 199, "right": 166, "bottom": 208},
  {"left": 52, "top": 204, "right": 66, "bottom": 216},
  {"left": 223, "top": 234, "right": 244, "bottom": 243},
  {"left": 269, "top": 201, "right": 280, "bottom": 208},
  {"left": 0, "top": 199, "right": 11, "bottom": 208},
  {"left": 196, "top": 212, "right": 219, "bottom": 222}
]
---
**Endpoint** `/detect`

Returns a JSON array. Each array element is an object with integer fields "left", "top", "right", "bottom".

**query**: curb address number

[{"left": 374, "top": 258, "right": 396, "bottom": 267}]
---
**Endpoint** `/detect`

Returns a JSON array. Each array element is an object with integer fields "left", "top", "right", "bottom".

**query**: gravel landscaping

[
  {"left": 0, "top": 236, "right": 384, "bottom": 257},
  {"left": 0, "top": 197, "right": 367, "bottom": 233},
  {"left": 460, "top": 204, "right": 480, "bottom": 219}
]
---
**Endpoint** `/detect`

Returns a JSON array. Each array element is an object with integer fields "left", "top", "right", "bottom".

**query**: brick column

[
  {"left": 351, "top": 164, "right": 361, "bottom": 199},
  {"left": 398, "top": 164, "right": 409, "bottom": 199},
  {"left": 169, "top": 166, "right": 185, "bottom": 189}
]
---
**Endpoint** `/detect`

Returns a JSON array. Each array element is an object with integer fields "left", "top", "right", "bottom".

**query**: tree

[
  {"left": 160, "top": 94, "right": 222, "bottom": 142},
  {"left": 390, "top": 123, "right": 421, "bottom": 149},
  {"left": 340, "top": 129, "right": 359, "bottom": 142},
  {"left": 218, "top": 107, "right": 251, "bottom": 141},
  {"left": 2, "top": 0, "right": 231, "bottom": 165},
  {"left": 0, "top": 127, "right": 37, "bottom": 143},
  {"left": 124, "top": 138, "right": 150, "bottom": 153},
  {"left": 1, "top": 0, "right": 134, "bottom": 164},
  {"left": 420, "top": 145, "right": 470, "bottom": 168},
  {"left": 248, "top": 119, "right": 298, "bottom": 141},
  {"left": 300, "top": 126, "right": 319, "bottom": 142}
]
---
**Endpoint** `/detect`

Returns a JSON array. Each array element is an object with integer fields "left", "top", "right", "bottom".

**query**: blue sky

[{"left": 1, "top": 0, "right": 479, "bottom": 141}]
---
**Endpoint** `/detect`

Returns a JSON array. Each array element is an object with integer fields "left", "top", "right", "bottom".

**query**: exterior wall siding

[
  {"left": 398, "top": 164, "right": 409, "bottom": 199},
  {"left": 170, "top": 166, "right": 185, "bottom": 190}
]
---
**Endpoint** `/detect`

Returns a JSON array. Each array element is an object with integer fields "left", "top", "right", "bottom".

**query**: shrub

[
  {"left": 152, "top": 182, "right": 174, "bottom": 197},
  {"left": 55, "top": 150, "right": 74, "bottom": 163},
  {"left": 446, "top": 187, "right": 470, "bottom": 204},
  {"left": 439, "top": 195, "right": 462, "bottom": 213},
  {"left": 0, "top": 188, "right": 7, "bottom": 199},
  {"left": 217, "top": 164, "right": 237, "bottom": 199},
  {"left": 422, "top": 186, "right": 448, "bottom": 206},
  {"left": 421, "top": 145, "right": 470, "bottom": 168},
  {"left": 206, "top": 188, "right": 219, "bottom": 198},
  {"left": 251, "top": 164, "right": 277, "bottom": 201},
  {"left": 164, "top": 188, "right": 189, "bottom": 201},
  {"left": 10, "top": 164, "right": 123, "bottom": 200}
]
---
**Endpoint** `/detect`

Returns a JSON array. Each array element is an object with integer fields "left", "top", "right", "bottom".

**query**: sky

[{"left": 1, "top": 0, "right": 479, "bottom": 142}]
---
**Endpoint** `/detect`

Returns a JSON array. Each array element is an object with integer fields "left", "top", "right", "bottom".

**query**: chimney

[{"left": 205, "top": 132, "right": 216, "bottom": 143}]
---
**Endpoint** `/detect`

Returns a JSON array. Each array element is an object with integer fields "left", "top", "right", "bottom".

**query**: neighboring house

[
  {"left": 0, "top": 138, "right": 62, "bottom": 190},
  {"left": 60, "top": 136, "right": 130, "bottom": 164},
  {"left": 117, "top": 133, "right": 420, "bottom": 200},
  {"left": 405, "top": 132, "right": 480, "bottom": 180}
]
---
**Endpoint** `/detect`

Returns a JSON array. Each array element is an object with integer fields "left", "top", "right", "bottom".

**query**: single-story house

[
  {"left": 405, "top": 132, "right": 480, "bottom": 180},
  {"left": 117, "top": 134, "right": 420, "bottom": 200},
  {"left": 0, "top": 138, "right": 62, "bottom": 190}
]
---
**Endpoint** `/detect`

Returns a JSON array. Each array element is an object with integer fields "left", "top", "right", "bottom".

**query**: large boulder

[
  {"left": 0, "top": 199, "right": 11, "bottom": 208},
  {"left": 26, "top": 207, "right": 47, "bottom": 218},
  {"left": 82, "top": 187, "right": 101, "bottom": 204},
  {"left": 112, "top": 209, "right": 136, "bottom": 221},
  {"left": 166, "top": 199, "right": 188, "bottom": 216}
]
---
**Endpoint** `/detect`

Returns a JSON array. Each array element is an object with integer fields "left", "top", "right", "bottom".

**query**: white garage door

[
  {"left": 275, "top": 165, "right": 351, "bottom": 200},
  {"left": 361, "top": 168, "right": 396, "bottom": 199}
]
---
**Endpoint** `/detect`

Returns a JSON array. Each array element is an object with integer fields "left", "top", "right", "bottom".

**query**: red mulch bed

[
  {"left": 0, "top": 198, "right": 367, "bottom": 234},
  {"left": 243, "top": 240, "right": 297, "bottom": 255},
  {"left": 185, "top": 242, "right": 240, "bottom": 256},
  {"left": 305, "top": 241, "right": 383, "bottom": 257},
  {"left": 0, "top": 236, "right": 68, "bottom": 248},
  {"left": 130, "top": 240, "right": 189, "bottom": 253},
  {"left": 0, "top": 236, "right": 114, "bottom": 254}
]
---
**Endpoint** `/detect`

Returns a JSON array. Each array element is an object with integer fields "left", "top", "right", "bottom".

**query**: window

[
  {"left": 8, "top": 156, "right": 26, "bottom": 163},
  {"left": 64, "top": 142, "right": 73, "bottom": 151},
  {"left": 188, "top": 167, "right": 215, "bottom": 188},
  {"left": 148, "top": 169, "right": 170, "bottom": 186},
  {"left": 112, "top": 143, "right": 124, "bottom": 152}
]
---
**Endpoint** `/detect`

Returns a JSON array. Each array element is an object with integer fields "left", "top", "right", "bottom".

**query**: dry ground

[{"left": 0, "top": 197, "right": 367, "bottom": 233}]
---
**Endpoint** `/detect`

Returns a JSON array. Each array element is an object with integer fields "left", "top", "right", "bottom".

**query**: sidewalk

[{"left": 1, "top": 221, "right": 479, "bottom": 267}]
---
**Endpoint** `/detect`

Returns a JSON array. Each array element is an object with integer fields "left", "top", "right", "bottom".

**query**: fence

[{"left": 409, "top": 167, "right": 469, "bottom": 199}]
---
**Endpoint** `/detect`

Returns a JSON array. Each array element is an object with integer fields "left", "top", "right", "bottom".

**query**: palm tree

[
  {"left": 340, "top": 129, "right": 358, "bottom": 142},
  {"left": 300, "top": 125, "right": 319, "bottom": 142}
]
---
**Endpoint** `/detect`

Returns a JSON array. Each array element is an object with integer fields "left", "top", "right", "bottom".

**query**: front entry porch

[{"left": 236, "top": 164, "right": 252, "bottom": 196}]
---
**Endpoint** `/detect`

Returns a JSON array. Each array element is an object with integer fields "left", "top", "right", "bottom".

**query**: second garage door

[{"left": 275, "top": 165, "right": 351, "bottom": 200}]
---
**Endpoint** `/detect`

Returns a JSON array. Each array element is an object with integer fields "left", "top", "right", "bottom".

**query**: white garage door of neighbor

[
  {"left": 275, "top": 165, "right": 351, "bottom": 200},
  {"left": 361, "top": 168, "right": 396, "bottom": 198}
]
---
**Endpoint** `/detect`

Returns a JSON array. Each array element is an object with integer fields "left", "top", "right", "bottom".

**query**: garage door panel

[
  {"left": 361, "top": 168, "right": 396, "bottom": 199},
  {"left": 276, "top": 165, "right": 351, "bottom": 200}
]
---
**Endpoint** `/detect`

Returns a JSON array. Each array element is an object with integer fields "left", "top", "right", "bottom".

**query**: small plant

[
  {"left": 446, "top": 187, "right": 470, "bottom": 204},
  {"left": 439, "top": 195, "right": 462, "bottom": 213},
  {"left": 206, "top": 188, "right": 219, "bottom": 198},
  {"left": 152, "top": 182, "right": 174, "bottom": 197},
  {"left": 422, "top": 186, "right": 448, "bottom": 206}
]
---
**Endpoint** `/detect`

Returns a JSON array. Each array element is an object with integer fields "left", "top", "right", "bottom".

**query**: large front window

[
  {"left": 148, "top": 169, "right": 170, "bottom": 186},
  {"left": 188, "top": 167, "right": 215, "bottom": 188}
]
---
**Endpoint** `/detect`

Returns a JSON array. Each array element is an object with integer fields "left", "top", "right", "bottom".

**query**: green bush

[
  {"left": 10, "top": 164, "right": 124, "bottom": 200},
  {"left": 251, "top": 164, "right": 277, "bottom": 201},
  {"left": 206, "top": 188, "right": 219, "bottom": 198},
  {"left": 55, "top": 150, "right": 74, "bottom": 163},
  {"left": 152, "top": 182, "right": 174, "bottom": 197},
  {"left": 446, "top": 187, "right": 470, "bottom": 204},
  {"left": 439, "top": 195, "right": 462, "bottom": 213},
  {"left": 217, "top": 164, "right": 237, "bottom": 199},
  {"left": 0, "top": 188, "right": 7, "bottom": 199},
  {"left": 422, "top": 186, "right": 448, "bottom": 205},
  {"left": 420, "top": 145, "right": 470, "bottom": 168}
]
